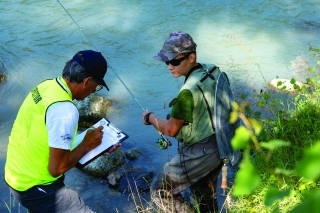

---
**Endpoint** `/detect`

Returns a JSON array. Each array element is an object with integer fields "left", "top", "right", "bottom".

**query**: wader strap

[
  {"left": 196, "top": 85, "right": 214, "bottom": 132},
  {"left": 196, "top": 66, "right": 220, "bottom": 132},
  {"left": 200, "top": 66, "right": 218, "bottom": 82}
]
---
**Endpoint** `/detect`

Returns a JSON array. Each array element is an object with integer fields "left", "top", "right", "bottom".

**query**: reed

[{"left": 3, "top": 192, "right": 28, "bottom": 213}]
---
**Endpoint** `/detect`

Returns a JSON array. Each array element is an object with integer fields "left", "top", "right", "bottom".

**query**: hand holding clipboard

[{"left": 72, "top": 118, "right": 128, "bottom": 168}]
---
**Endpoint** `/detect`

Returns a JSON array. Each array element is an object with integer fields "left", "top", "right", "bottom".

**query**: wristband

[{"left": 144, "top": 112, "right": 154, "bottom": 125}]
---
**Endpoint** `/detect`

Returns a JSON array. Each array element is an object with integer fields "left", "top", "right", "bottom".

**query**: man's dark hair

[{"left": 62, "top": 60, "right": 99, "bottom": 83}]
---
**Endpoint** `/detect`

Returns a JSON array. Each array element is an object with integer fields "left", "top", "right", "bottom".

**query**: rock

[
  {"left": 107, "top": 171, "right": 122, "bottom": 187},
  {"left": 82, "top": 149, "right": 124, "bottom": 177},
  {"left": 268, "top": 78, "right": 308, "bottom": 92},
  {"left": 0, "top": 62, "right": 6, "bottom": 83},
  {"left": 134, "top": 172, "right": 153, "bottom": 192},
  {"left": 104, "top": 148, "right": 155, "bottom": 194},
  {"left": 73, "top": 93, "right": 112, "bottom": 129},
  {"left": 125, "top": 148, "right": 142, "bottom": 160},
  {"left": 0, "top": 73, "right": 5, "bottom": 83},
  {"left": 117, "top": 170, "right": 154, "bottom": 193}
]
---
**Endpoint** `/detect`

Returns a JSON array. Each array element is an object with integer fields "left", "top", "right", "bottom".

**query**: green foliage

[
  {"left": 296, "top": 141, "right": 320, "bottom": 180},
  {"left": 231, "top": 126, "right": 251, "bottom": 149},
  {"left": 290, "top": 191, "right": 320, "bottom": 213},
  {"left": 260, "top": 140, "right": 290, "bottom": 151},
  {"left": 264, "top": 188, "right": 290, "bottom": 207},
  {"left": 135, "top": 46, "right": 320, "bottom": 213},
  {"left": 229, "top": 49, "right": 320, "bottom": 212},
  {"left": 233, "top": 150, "right": 260, "bottom": 196}
]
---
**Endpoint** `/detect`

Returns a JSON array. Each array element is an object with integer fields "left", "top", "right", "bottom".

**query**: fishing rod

[{"left": 56, "top": 0, "right": 171, "bottom": 149}]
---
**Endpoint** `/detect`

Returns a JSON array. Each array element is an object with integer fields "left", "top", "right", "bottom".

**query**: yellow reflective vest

[{"left": 5, "top": 77, "right": 76, "bottom": 191}]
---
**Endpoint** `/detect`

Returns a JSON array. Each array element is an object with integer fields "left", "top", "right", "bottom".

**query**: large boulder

[
  {"left": 73, "top": 94, "right": 153, "bottom": 193},
  {"left": 74, "top": 93, "right": 123, "bottom": 176},
  {"left": 268, "top": 78, "right": 308, "bottom": 92},
  {"left": 73, "top": 93, "right": 112, "bottom": 129},
  {"left": 81, "top": 149, "right": 125, "bottom": 177}
]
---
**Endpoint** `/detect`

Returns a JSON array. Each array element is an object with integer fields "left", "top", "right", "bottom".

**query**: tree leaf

[
  {"left": 271, "top": 206, "right": 281, "bottom": 213},
  {"left": 231, "top": 126, "right": 251, "bottom": 150},
  {"left": 274, "top": 168, "right": 295, "bottom": 176},
  {"left": 296, "top": 141, "right": 320, "bottom": 180},
  {"left": 233, "top": 150, "right": 260, "bottom": 196},
  {"left": 290, "top": 191, "right": 320, "bottom": 213},
  {"left": 229, "top": 111, "right": 238, "bottom": 124},
  {"left": 260, "top": 140, "right": 290, "bottom": 151},
  {"left": 290, "top": 78, "right": 296, "bottom": 84},
  {"left": 308, "top": 66, "right": 317, "bottom": 73},
  {"left": 231, "top": 101, "right": 239, "bottom": 111},
  {"left": 248, "top": 118, "right": 263, "bottom": 135},
  {"left": 264, "top": 188, "right": 290, "bottom": 206}
]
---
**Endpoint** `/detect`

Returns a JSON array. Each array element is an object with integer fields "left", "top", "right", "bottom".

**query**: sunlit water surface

[{"left": 0, "top": 0, "right": 319, "bottom": 212}]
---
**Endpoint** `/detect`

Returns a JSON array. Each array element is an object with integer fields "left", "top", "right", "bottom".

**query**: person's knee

[{"left": 55, "top": 187, "right": 94, "bottom": 213}]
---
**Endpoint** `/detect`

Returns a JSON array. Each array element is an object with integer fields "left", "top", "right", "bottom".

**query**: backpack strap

[{"left": 196, "top": 66, "right": 221, "bottom": 132}]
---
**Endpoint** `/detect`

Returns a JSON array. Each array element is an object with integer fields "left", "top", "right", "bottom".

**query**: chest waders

[{"left": 179, "top": 65, "right": 223, "bottom": 187}]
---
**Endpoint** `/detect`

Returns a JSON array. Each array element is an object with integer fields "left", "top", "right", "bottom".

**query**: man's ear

[
  {"left": 83, "top": 77, "right": 92, "bottom": 85},
  {"left": 189, "top": 53, "right": 196, "bottom": 63}
]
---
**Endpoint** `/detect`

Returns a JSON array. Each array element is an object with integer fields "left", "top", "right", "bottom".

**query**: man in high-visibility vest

[{"left": 5, "top": 50, "right": 119, "bottom": 213}]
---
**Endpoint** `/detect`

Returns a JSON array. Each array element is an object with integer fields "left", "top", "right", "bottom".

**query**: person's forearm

[
  {"left": 148, "top": 114, "right": 178, "bottom": 137},
  {"left": 48, "top": 143, "right": 91, "bottom": 177},
  {"left": 48, "top": 130, "right": 101, "bottom": 177}
]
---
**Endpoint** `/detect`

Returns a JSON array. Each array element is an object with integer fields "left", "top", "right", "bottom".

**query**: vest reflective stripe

[
  {"left": 175, "top": 64, "right": 221, "bottom": 146},
  {"left": 5, "top": 78, "right": 75, "bottom": 191}
]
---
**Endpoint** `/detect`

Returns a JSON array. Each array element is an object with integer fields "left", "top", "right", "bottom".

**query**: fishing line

[
  {"left": 56, "top": 0, "right": 173, "bottom": 208},
  {"left": 56, "top": 0, "right": 172, "bottom": 148},
  {"left": 56, "top": 0, "right": 145, "bottom": 112}
]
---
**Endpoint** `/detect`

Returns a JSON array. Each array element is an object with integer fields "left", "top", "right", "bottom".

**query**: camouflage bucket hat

[{"left": 154, "top": 31, "right": 197, "bottom": 62}]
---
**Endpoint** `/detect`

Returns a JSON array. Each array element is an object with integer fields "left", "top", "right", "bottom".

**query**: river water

[{"left": 0, "top": 0, "right": 319, "bottom": 212}]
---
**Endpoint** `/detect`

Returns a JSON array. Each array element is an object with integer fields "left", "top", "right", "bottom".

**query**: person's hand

[
  {"left": 104, "top": 143, "right": 122, "bottom": 155},
  {"left": 83, "top": 126, "right": 104, "bottom": 151}
]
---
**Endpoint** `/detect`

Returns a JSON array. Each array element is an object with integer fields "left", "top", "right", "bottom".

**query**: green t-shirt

[{"left": 170, "top": 89, "right": 194, "bottom": 123}]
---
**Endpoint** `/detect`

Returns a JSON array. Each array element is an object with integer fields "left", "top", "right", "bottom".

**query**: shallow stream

[{"left": 0, "top": 0, "right": 319, "bottom": 212}]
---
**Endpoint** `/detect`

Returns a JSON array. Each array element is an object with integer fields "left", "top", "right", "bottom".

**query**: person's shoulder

[
  {"left": 51, "top": 101, "right": 74, "bottom": 107},
  {"left": 46, "top": 101, "right": 78, "bottom": 121},
  {"left": 48, "top": 101, "right": 77, "bottom": 113},
  {"left": 200, "top": 63, "right": 217, "bottom": 70},
  {"left": 178, "top": 89, "right": 192, "bottom": 99}
]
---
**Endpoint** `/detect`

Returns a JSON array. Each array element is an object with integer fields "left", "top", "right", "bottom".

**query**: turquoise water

[{"left": 0, "top": 0, "right": 319, "bottom": 212}]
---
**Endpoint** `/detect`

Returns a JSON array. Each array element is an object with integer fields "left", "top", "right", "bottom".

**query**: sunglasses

[
  {"left": 94, "top": 85, "right": 103, "bottom": 92},
  {"left": 165, "top": 53, "right": 191, "bottom": 66},
  {"left": 91, "top": 79, "right": 103, "bottom": 92}
]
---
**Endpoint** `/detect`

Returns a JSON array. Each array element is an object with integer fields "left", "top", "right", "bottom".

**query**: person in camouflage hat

[
  {"left": 154, "top": 31, "right": 197, "bottom": 62},
  {"left": 142, "top": 31, "right": 227, "bottom": 212},
  {"left": 5, "top": 50, "right": 120, "bottom": 213}
]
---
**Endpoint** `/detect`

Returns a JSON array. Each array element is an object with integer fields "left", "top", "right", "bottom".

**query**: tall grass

[
  {"left": 3, "top": 192, "right": 28, "bottom": 213},
  {"left": 228, "top": 48, "right": 320, "bottom": 212}
]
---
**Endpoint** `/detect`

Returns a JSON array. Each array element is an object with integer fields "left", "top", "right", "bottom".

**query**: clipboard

[{"left": 72, "top": 118, "right": 128, "bottom": 168}]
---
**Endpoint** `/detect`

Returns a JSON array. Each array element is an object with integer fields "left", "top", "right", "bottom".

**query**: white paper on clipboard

[{"left": 72, "top": 118, "right": 128, "bottom": 167}]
